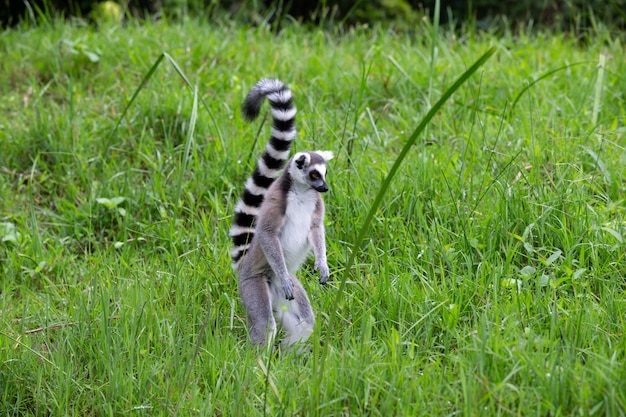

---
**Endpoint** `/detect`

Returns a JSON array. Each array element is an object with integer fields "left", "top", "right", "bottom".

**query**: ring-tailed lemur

[{"left": 229, "top": 78, "right": 333, "bottom": 350}]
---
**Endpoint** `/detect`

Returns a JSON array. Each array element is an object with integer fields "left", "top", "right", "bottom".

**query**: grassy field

[{"left": 1, "top": 14, "right": 625, "bottom": 416}]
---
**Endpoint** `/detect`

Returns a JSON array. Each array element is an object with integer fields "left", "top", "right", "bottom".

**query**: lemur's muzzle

[{"left": 314, "top": 182, "right": 329, "bottom": 193}]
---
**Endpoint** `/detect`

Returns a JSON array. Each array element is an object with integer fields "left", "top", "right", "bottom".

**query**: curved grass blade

[
  {"left": 162, "top": 52, "right": 224, "bottom": 152},
  {"left": 507, "top": 61, "right": 589, "bottom": 120},
  {"left": 104, "top": 52, "right": 223, "bottom": 156},
  {"left": 104, "top": 53, "right": 165, "bottom": 154},
  {"left": 315, "top": 46, "right": 497, "bottom": 389}
]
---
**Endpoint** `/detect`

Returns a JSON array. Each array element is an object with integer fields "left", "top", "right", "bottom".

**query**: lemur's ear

[
  {"left": 315, "top": 150, "right": 334, "bottom": 162},
  {"left": 295, "top": 154, "right": 308, "bottom": 169}
]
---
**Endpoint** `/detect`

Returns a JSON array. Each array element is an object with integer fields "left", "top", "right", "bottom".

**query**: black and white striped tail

[{"left": 230, "top": 79, "right": 297, "bottom": 270}]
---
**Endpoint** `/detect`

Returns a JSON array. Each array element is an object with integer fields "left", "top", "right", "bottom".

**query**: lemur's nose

[{"left": 315, "top": 183, "right": 329, "bottom": 193}]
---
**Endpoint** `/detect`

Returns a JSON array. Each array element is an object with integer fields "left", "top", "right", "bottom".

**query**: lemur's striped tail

[{"left": 230, "top": 79, "right": 297, "bottom": 269}]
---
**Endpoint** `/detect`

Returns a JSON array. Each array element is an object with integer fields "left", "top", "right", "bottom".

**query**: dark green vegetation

[
  {"left": 1, "top": 16, "right": 625, "bottom": 416},
  {"left": 4, "top": 0, "right": 626, "bottom": 31}
]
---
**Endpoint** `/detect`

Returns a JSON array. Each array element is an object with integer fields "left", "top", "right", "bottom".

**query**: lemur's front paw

[
  {"left": 315, "top": 261, "right": 330, "bottom": 284},
  {"left": 282, "top": 276, "right": 295, "bottom": 300}
]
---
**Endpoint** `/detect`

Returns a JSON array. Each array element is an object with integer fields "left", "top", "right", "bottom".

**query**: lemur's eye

[{"left": 309, "top": 171, "right": 320, "bottom": 180}]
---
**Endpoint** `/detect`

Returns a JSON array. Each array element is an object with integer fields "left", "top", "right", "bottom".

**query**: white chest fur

[{"left": 280, "top": 190, "right": 317, "bottom": 274}]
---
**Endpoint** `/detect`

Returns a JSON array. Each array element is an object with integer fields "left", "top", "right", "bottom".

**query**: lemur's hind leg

[
  {"left": 239, "top": 275, "right": 276, "bottom": 346},
  {"left": 272, "top": 277, "right": 315, "bottom": 352}
]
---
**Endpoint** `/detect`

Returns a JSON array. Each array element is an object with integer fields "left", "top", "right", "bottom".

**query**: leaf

[
  {"left": 2, "top": 233, "right": 20, "bottom": 243},
  {"left": 519, "top": 265, "right": 536, "bottom": 277},
  {"left": 0, "top": 222, "right": 16, "bottom": 236},
  {"left": 96, "top": 197, "right": 125, "bottom": 209},
  {"left": 601, "top": 226, "right": 623, "bottom": 243},
  {"left": 538, "top": 274, "right": 550, "bottom": 287},
  {"left": 109, "top": 196, "right": 126, "bottom": 206},
  {"left": 83, "top": 50, "right": 101, "bottom": 63},
  {"left": 545, "top": 249, "right": 562, "bottom": 266},
  {"left": 523, "top": 242, "right": 534, "bottom": 254},
  {"left": 95, "top": 197, "right": 113, "bottom": 208},
  {"left": 469, "top": 238, "right": 484, "bottom": 249},
  {"left": 502, "top": 278, "right": 523, "bottom": 292},
  {"left": 522, "top": 222, "right": 535, "bottom": 241}
]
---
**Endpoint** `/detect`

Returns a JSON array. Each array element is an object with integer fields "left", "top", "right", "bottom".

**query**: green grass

[{"left": 1, "top": 16, "right": 625, "bottom": 416}]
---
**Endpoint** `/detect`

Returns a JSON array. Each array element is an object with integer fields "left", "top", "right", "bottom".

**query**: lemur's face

[{"left": 291, "top": 151, "right": 334, "bottom": 193}]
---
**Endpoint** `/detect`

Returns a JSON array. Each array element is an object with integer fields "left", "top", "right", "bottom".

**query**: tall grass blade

[
  {"left": 428, "top": 0, "right": 441, "bottom": 107},
  {"left": 28, "top": 156, "right": 42, "bottom": 259},
  {"left": 592, "top": 53, "right": 606, "bottom": 128},
  {"left": 175, "top": 86, "right": 198, "bottom": 206},
  {"left": 162, "top": 52, "right": 194, "bottom": 87},
  {"left": 317, "top": 45, "right": 496, "bottom": 383}
]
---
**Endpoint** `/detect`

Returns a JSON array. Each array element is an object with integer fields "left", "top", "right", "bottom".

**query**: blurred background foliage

[{"left": 2, "top": 0, "right": 626, "bottom": 31}]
